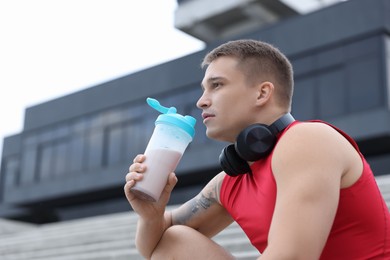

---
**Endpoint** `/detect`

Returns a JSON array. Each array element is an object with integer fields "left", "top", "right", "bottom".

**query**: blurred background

[{"left": 1, "top": 0, "right": 389, "bottom": 258}]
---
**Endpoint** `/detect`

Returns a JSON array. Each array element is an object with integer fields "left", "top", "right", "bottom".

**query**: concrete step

[
  {"left": 0, "top": 218, "right": 37, "bottom": 235},
  {"left": 0, "top": 211, "right": 256, "bottom": 260},
  {"left": 0, "top": 223, "right": 248, "bottom": 256}
]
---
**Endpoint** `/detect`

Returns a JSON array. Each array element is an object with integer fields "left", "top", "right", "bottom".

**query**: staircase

[
  {"left": 1, "top": 174, "right": 389, "bottom": 260},
  {"left": 0, "top": 208, "right": 258, "bottom": 259}
]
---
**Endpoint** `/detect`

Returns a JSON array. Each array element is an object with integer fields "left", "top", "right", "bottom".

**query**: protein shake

[{"left": 130, "top": 98, "right": 196, "bottom": 202}]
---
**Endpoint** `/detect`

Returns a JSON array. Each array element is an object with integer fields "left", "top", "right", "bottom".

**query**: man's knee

[
  {"left": 151, "top": 225, "right": 193, "bottom": 260},
  {"left": 151, "top": 225, "right": 189, "bottom": 259},
  {"left": 151, "top": 225, "right": 234, "bottom": 260}
]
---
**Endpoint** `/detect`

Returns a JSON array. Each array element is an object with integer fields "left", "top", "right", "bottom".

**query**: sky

[{"left": 0, "top": 0, "right": 205, "bottom": 163}]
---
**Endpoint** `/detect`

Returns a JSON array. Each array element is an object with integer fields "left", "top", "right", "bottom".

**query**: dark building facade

[{"left": 1, "top": 0, "right": 390, "bottom": 223}]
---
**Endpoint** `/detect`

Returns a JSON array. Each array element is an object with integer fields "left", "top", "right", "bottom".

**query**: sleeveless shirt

[{"left": 220, "top": 121, "right": 390, "bottom": 259}]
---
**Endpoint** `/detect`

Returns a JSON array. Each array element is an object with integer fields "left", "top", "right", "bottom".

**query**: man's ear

[{"left": 256, "top": 81, "right": 274, "bottom": 106}]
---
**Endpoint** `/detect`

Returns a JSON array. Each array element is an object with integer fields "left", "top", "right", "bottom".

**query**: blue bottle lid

[{"left": 147, "top": 98, "right": 196, "bottom": 138}]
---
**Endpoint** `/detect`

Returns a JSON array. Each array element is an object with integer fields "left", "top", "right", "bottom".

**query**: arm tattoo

[
  {"left": 191, "top": 194, "right": 212, "bottom": 214},
  {"left": 173, "top": 195, "right": 212, "bottom": 225},
  {"left": 172, "top": 176, "right": 222, "bottom": 225}
]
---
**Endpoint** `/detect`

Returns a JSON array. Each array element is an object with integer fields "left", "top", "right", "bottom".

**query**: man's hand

[{"left": 124, "top": 154, "right": 178, "bottom": 219}]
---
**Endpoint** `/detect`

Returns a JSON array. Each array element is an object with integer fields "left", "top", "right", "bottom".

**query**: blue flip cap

[{"left": 147, "top": 97, "right": 196, "bottom": 138}]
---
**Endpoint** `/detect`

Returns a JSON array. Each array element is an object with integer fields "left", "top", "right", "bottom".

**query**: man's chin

[
  {"left": 206, "top": 129, "right": 229, "bottom": 142},
  {"left": 205, "top": 129, "right": 218, "bottom": 140}
]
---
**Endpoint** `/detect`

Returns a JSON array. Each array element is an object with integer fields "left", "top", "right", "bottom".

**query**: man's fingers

[
  {"left": 129, "top": 163, "right": 146, "bottom": 173},
  {"left": 124, "top": 180, "right": 136, "bottom": 201},
  {"left": 166, "top": 172, "right": 178, "bottom": 192},
  {"left": 132, "top": 154, "right": 146, "bottom": 163},
  {"left": 125, "top": 172, "right": 144, "bottom": 182}
]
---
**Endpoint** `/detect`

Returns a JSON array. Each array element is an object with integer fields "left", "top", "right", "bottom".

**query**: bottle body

[{"left": 130, "top": 123, "right": 192, "bottom": 201}]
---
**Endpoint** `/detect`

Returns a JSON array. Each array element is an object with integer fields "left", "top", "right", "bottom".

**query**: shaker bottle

[{"left": 130, "top": 97, "right": 196, "bottom": 202}]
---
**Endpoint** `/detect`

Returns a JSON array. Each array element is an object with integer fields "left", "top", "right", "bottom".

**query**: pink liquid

[{"left": 131, "top": 148, "right": 182, "bottom": 202}]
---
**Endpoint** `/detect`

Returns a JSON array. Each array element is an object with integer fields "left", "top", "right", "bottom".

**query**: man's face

[{"left": 197, "top": 56, "right": 260, "bottom": 143}]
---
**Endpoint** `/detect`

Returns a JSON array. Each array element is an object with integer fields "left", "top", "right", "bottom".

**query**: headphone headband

[{"left": 268, "top": 113, "right": 295, "bottom": 135}]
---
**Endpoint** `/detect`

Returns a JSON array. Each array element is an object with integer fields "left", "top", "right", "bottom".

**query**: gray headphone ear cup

[
  {"left": 235, "top": 124, "right": 276, "bottom": 161},
  {"left": 219, "top": 145, "right": 251, "bottom": 177}
]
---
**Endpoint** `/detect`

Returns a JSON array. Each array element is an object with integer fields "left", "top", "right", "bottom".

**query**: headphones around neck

[{"left": 219, "top": 113, "right": 295, "bottom": 177}]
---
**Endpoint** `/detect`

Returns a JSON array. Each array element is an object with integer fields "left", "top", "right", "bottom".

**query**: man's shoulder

[
  {"left": 274, "top": 119, "right": 359, "bottom": 175},
  {"left": 275, "top": 120, "right": 355, "bottom": 163},
  {"left": 284, "top": 120, "right": 341, "bottom": 141}
]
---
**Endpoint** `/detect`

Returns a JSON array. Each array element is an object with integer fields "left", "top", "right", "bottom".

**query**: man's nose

[{"left": 196, "top": 93, "right": 210, "bottom": 109}]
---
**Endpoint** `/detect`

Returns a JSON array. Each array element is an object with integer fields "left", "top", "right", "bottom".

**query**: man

[{"left": 124, "top": 39, "right": 390, "bottom": 259}]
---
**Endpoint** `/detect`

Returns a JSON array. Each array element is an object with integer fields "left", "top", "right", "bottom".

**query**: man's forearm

[{"left": 135, "top": 211, "right": 172, "bottom": 258}]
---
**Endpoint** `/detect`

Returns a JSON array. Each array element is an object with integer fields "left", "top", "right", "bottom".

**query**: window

[
  {"left": 69, "top": 134, "right": 86, "bottom": 173},
  {"left": 20, "top": 147, "right": 38, "bottom": 184},
  {"left": 86, "top": 130, "right": 104, "bottom": 170},
  {"left": 53, "top": 141, "right": 69, "bottom": 177},
  {"left": 3, "top": 156, "right": 20, "bottom": 187},
  {"left": 37, "top": 140, "right": 70, "bottom": 180},
  {"left": 38, "top": 144, "right": 54, "bottom": 180},
  {"left": 318, "top": 68, "right": 346, "bottom": 118},
  {"left": 123, "top": 120, "right": 144, "bottom": 162},
  {"left": 107, "top": 125, "right": 124, "bottom": 166}
]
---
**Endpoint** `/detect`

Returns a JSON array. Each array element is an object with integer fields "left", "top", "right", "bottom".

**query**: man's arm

[
  {"left": 130, "top": 172, "right": 177, "bottom": 258},
  {"left": 126, "top": 154, "right": 232, "bottom": 258},
  {"left": 135, "top": 210, "right": 173, "bottom": 259},
  {"left": 125, "top": 154, "right": 178, "bottom": 259},
  {"left": 171, "top": 172, "right": 233, "bottom": 238},
  {"left": 135, "top": 172, "right": 232, "bottom": 257},
  {"left": 259, "top": 122, "right": 360, "bottom": 259}
]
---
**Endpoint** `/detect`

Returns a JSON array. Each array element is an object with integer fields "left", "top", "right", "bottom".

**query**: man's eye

[{"left": 212, "top": 82, "right": 222, "bottom": 88}]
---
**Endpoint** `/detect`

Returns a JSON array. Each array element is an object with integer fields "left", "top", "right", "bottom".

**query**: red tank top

[{"left": 220, "top": 121, "right": 390, "bottom": 259}]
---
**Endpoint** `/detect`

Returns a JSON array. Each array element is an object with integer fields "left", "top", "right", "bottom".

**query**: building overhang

[{"left": 174, "top": 0, "right": 298, "bottom": 43}]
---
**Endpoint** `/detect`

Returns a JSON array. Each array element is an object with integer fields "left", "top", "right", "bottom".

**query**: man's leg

[{"left": 151, "top": 225, "right": 235, "bottom": 260}]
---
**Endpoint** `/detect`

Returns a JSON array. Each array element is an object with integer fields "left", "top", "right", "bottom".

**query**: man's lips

[{"left": 202, "top": 112, "right": 215, "bottom": 122}]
